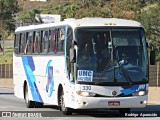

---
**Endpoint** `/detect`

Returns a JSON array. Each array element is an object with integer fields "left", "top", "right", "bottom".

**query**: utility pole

[
  {"left": 0, "top": 19, "right": 5, "bottom": 55},
  {"left": 0, "top": 34, "right": 3, "bottom": 52}
]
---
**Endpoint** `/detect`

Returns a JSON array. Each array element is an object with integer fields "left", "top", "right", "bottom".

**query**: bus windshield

[{"left": 75, "top": 27, "right": 148, "bottom": 85}]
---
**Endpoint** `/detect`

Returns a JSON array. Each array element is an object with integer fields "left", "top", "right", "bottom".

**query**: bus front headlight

[
  {"left": 132, "top": 90, "right": 148, "bottom": 96},
  {"left": 76, "top": 91, "right": 96, "bottom": 97}
]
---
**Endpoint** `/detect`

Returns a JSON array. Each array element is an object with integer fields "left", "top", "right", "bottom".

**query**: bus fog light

[
  {"left": 143, "top": 100, "right": 147, "bottom": 104},
  {"left": 140, "top": 100, "right": 147, "bottom": 104},
  {"left": 77, "top": 102, "right": 83, "bottom": 105},
  {"left": 77, "top": 101, "right": 87, "bottom": 105}
]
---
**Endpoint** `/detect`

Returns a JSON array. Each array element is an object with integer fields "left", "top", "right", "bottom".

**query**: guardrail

[
  {"left": 149, "top": 62, "right": 160, "bottom": 87},
  {"left": 0, "top": 64, "right": 13, "bottom": 78}
]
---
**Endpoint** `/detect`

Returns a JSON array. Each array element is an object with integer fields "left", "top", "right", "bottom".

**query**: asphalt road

[{"left": 0, "top": 87, "right": 160, "bottom": 120}]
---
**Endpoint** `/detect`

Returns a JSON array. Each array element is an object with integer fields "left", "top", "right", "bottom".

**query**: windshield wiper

[
  {"left": 99, "top": 60, "right": 112, "bottom": 81},
  {"left": 115, "top": 60, "right": 132, "bottom": 85}
]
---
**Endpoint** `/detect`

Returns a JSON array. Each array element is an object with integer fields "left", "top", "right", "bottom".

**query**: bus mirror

[
  {"left": 146, "top": 42, "right": 148, "bottom": 48},
  {"left": 70, "top": 48, "right": 76, "bottom": 63},
  {"left": 69, "top": 73, "right": 74, "bottom": 82},
  {"left": 150, "top": 50, "right": 155, "bottom": 65}
]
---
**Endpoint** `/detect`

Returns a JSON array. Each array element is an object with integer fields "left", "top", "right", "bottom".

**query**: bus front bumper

[{"left": 73, "top": 95, "right": 148, "bottom": 109}]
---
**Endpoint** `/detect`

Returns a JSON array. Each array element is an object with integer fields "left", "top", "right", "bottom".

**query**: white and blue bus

[{"left": 13, "top": 18, "right": 155, "bottom": 115}]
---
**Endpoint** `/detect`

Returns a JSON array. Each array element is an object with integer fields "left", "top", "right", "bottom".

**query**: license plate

[{"left": 108, "top": 101, "right": 120, "bottom": 106}]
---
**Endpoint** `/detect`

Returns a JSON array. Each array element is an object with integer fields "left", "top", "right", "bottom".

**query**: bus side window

[
  {"left": 36, "top": 31, "right": 41, "bottom": 54},
  {"left": 24, "top": 32, "right": 28, "bottom": 54},
  {"left": 40, "top": 31, "right": 43, "bottom": 53},
  {"left": 32, "top": 31, "right": 36, "bottom": 53},
  {"left": 53, "top": 29, "right": 58, "bottom": 54},
  {"left": 40, "top": 30, "right": 49, "bottom": 54},
  {"left": 43, "top": 30, "right": 49, "bottom": 53},
  {"left": 48, "top": 29, "right": 57, "bottom": 54},
  {"left": 14, "top": 34, "right": 20, "bottom": 54},
  {"left": 57, "top": 28, "right": 65, "bottom": 53},
  {"left": 48, "top": 29, "right": 54, "bottom": 54},
  {"left": 49, "top": 28, "right": 64, "bottom": 54},
  {"left": 24, "top": 32, "right": 33, "bottom": 54},
  {"left": 32, "top": 31, "right": 40, "bottom": 54},
  {"left": 48, "top": 29, "right": 51, "bottom": 53},
  {"left": 20, "top": 33, "right": 26, "bottom": 54}
]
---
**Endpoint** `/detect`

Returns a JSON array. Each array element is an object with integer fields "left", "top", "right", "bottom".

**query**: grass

[{"left": 0, "top": 45, "right": 13, "bottom": 64}]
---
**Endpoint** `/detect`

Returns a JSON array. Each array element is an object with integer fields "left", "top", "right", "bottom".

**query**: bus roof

[{"left": 15, "top": 18, "right": 142, "bottom": 33}]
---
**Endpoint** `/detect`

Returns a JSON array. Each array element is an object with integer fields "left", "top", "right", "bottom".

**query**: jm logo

[{"left": 136, "top": 85, "right": 146, "bottom": 92}]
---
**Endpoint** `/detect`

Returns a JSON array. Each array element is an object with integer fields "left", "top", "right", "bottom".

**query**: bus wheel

[
  {"left": 119, "top": 108, "right": 130, "bottom": 116},
  {"left": 59, "top": 90, "right": 72, "bottom": 115},
  {"left": 24, "top": 84, "right": 35, "bottom": 108}
]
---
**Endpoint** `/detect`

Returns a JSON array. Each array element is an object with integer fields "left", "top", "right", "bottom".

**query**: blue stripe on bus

[
  {"left": 22, "top": 56, "right": 43, "bottom": 102},
  {"left": 34, "top": 82, "right": 43, "bottom": 102},
  {"left": 119, "top": 84, "right": 147, "bottom": 96}
]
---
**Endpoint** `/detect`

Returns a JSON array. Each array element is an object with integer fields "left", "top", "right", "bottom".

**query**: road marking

[
  {"left": 0, "top": 106, "right": 16, "bottom": 109},
  {"left": 0, "top": 106, "right": 7, "bottom": 108}
]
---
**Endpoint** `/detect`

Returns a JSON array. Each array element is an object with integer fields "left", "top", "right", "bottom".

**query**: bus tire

[
  {"left": 59, "top": 90, "right": 72, "bottom": 115},
  {"left": 24, "top": 84, "right": 35, "bottom": 108},
  {"left": 119, "top": 108, "right": 130, "bottom": 116}
]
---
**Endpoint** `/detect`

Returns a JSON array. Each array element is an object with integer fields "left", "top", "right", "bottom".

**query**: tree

[
  {"left": 65, "top": 4, "right": 79, "bottom": 18},
  {"left": 0, "top": 0, "right": 20, "bottom": 31},
  {"left": 140, "top": 2, "right": 160, "bottom": 61}
]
